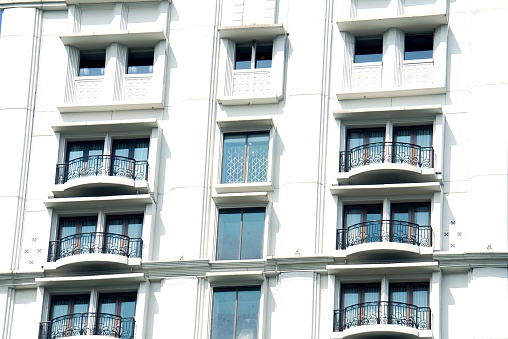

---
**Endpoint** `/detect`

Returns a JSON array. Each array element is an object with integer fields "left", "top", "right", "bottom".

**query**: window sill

[
  {"left": 217, "top": 94, "right": 283, "bottom": 106},
  {"left": 218, "top": 23, "right": 286, "bottom": 41},
  {"left": 212, "top": 192, "right": 270, "bottom": 205},
  {"left": 215, "top": 182, "right": 274, "bottom": 194},
  {"left": 44, "top": 194, "right": 154, "bottom": 209},
  {"left": 58, "top": 100, "right": 163, "bottom": 113},
  {"left": 336, "top": 12, "right": 447, "bottom": 35},
  {"left": 336, "top": 85, "right": 445, "bottom": 100}
]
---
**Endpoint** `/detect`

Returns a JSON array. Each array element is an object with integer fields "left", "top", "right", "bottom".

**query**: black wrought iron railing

[
  {"left": 55, "top": 155, "right": 148, "bottom": 184},
  {"left": 333, "top": 301, "right": 431, "bottom": 332},
  {"left": 339, "top": 142, "right": 434, "bottom": 172},
  {"left": 47, "top": 232, "right": 142, "bottom": 262},
  {"left": 336, "top": 220, "right": 432, "bottom": 250},
  {"left": 39, "top": 313, "right": 135, "bottom": 339}
]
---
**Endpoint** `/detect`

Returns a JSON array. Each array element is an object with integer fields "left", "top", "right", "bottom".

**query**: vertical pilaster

[
  {"left": 112, "top": 3, "right": 128, "bottom": 31},
  {"left": 152, "top": 40, "right": 167, "bottom": 103},
  {"left": 433, "top": 25, "right": 448, "bottom": 88},
  {"left": 342, "top": 32, "right": 355, "bottom": 90},
  {"left": 380, "top": 276, "right": 389, "bottom": 302},
  {"left": 67, "top": 5, "right": 82, "bottom": 33},
  {"left": 382, "top": 28, "right": 404, "bottom": 88},
  {"left": 64, "top": 46, "right": 79, "bottom": 103},
  {"left": 271, "top": 34, "right": 286, "bottom": 98},
  {"left": 103, "top": 43, "right": 127, "bottom": 101},
  {"left": 135, "top": 281, "right": 150, "bottom": 339}
]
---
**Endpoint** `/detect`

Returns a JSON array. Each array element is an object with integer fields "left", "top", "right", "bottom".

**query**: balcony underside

[
  {"left": 332, "top": 325, "right": 432, "bottom": 339},
  {"left": 337, "top": 165, "right": 439, "bottom": 186},
  {"left": 342, "top": 242, "right": 433, "bottom": 262},
  {"left": 44, "top": 254, "right": 141, "bottom": 272},
  {"left": 52, "top": 177, "right": 148, "bottom": 198}
]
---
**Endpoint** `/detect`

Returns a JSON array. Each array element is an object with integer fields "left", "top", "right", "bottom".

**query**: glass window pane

[
  {"left": 107, "top": 218, "right": 123, "bottom": 235},
  {"left": 235, "top": 45, "right": 252, "bottom": 70},
  {"left": 240, "top": 210, "right": 265, "bottom": 260},
  {"left": 99, "top": 297, "right": 116, "bottom": 315},
  {"left": 416, "top": 128, "right": 432, "bottom": 147},
  {"left": 133, "top": 140, "right": 149, "bottom": 161},
  {"left": 79, "top": 50, "right": 106, "bottom": 76},
  {"left": 354, "top": 37, "right": 383, "bottom": 63},
  {"left": 127, "top": 217, "right": 143, "bottom": 238},
  {"left": 236, "top": 288, "right": 260, "bottom": 339},
  {"left": 391, "top": 286, "right": 407, "bottom": 303},
  {"left": 347, "top": 131, "right": 364, "bottom": 150},
  {"left": 414, "top": 205, "right": 430, "bottom": 226},
  {"left": 364, "top": 286, "right": 380, "bottom": 302},
  {"left": 217, "top": 211, "right": 242, "bottom": 260},
  {"left": 405, "top": 34, "right": 433, "bottom": 60},
  {"left": 392, "top": 205, "right": 409, "bottom": 222},
  {"left": 246, "top": 134, "right": 269, "bottom": 183},
  {"left": 413, "top": 286, "right": 428, "bottom": 307},
  {"left": 51, "top": 300, "right": 69, "bottom": 319},
  {"left": 120, "top": 296, "right": 136, "bottom": 318},
  {"left": 222, "top": 135, "right": 247, "bottom": 184},
  {"left": 255, "top": 44, "right": 272, "bottom": 69},
  {"left": 211, "top": 289, "right": 236, "bottom": 339},
  {"left": 342, "top": 287, "right": 359, "bottom": 308},
  {"left": 127, "top": 49, "right": 154, "bottom": 74}
]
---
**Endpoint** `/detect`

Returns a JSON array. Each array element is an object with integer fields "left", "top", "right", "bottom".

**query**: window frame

[
  {"left": 210, "top": 286, "right": 262, "bottom": 339},
  {"left": 234, "top": 41, "right": 273, "bottom": 70},
  {"left": 78, "top": 49, "right": 106, "bottom": 77},
  {"left": 215, "top": 121, "right": 275, "bottom": 194},
  {"left": 215, "top": 208, "right": 266, "bottom": 261}
]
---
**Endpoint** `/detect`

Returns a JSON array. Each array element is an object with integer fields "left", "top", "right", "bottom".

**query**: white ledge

[
  {"left": 330, "top": 182, "right": 441, "bottom": 197},
  {"left": 58, "top": 100, "right": 163, "bottom": 113},
  {"left": 327, "top": 262, "right": 439, "bottom": 275},
  {"left": 337, "top": 12, "right": 447, "bottom": 35},
  {"left": 212, "top": 192, "right": 269, "bottom": 205},
  {"left": 215, "top": 182, "right": 274, "bottom": 194},
  {"left": 337, "top": 85, "right": 445, "bottom": 100},
  {"left": 52, "top": 118, "right": 159, "bottom": 133},
  {"left": 35, "top": 272, "right": 145, "bottom": 287},
  {"left": 218, "top": 23, "right": 287, "bottom": 41},
  {"left": 333, "top": 104, "right": 442, "bottom": 120},
  {"left": 67, "top": 0, "right": 169, "bottom": 4},
  {"left": 60, "top": 30, "right": 166, "bottom": 49},
  {"left": 217, "top": 116, "right": 274, "bottom": 131},
  {"left": 217, "top": 94, "right": 283, "bottom": 106},
  {"left": 206, "top": 270, "right": 265, "bottom": 284},
  {"left": 44, "top": 194, "right": 154, "bottom": 209}
]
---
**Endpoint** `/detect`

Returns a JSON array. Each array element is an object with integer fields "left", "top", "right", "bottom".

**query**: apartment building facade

[{"left": 0, "top": 0, "right": 507, "bottom": 338}]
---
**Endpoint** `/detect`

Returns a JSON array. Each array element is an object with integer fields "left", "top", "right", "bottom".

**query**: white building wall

[{"left": 0, "top": 0, "right": 507, "bottom": 339}]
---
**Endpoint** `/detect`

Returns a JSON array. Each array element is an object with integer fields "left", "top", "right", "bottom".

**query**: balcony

[
  {"left": 48, "top": 232, "right": 142, "bottom": 261},
  {"left": 53, "top": 155, "right": 149, "bottom": 198},
  {"left": 336, "top": 220, "right": 433, "bottom": 259},
  {"left": 333, "top": 301, "right": 431, "bottom": 338},
  {"left": 338, "top": 142, "right": 435, "bottom": 184},
  {"left": 39, "top": 313, "right": 134, "bottom": 339}
]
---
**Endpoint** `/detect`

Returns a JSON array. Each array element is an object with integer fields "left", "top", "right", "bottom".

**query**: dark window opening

[
  {"left": 405, "top": 34, "right": 433, "bottom": 60},
  {"left": 127, "top": 48, "right": 154, "bottom": 74},
  {"left": 235, "top": 42, "right": 273, "bottom": 70},
  {"left": 354, "top": 37, "right": 383, "bottom": 63},
  {"left": 79, "top": 50, "right": 106, "bottom": 76},
  {"left": 255, "top": 43, "right": 273, "bottom": 69}
]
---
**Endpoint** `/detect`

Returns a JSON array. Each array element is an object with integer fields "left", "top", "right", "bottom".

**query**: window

[
  {"left": 235, "top": 42, "right": 273, "bottom": 70},
  {"left": 391, "top": 202, "right": 430, "bottom": 244},
  {"left": 390, "top": 283, "right": 429, "bottom": 329},
  {"left": 58, "top": 216, "right": 97, "bottom": 259},
  {"left": 216, "top": 208, "right": 265, "bottom": 260},
  {"left": 105, "top": 215, "right": 143, "bottom": 258},
  {"left": 346, "top": 128, "right": 385, "bottom": 169},
  {"left": 343, "top": 205, "right": 382, "bottom": 247},
  {"left": 127, "top": 48, "right": 154, "bottom": 74},
  {"left": 404, "top": 34, "right": 433, "bottom": 60},
  {"left": 79, "top": 50, "right": 106, "bottom": 76},
  {"left": 341, "top": 284, "right": 381, "bottom": 328},
  {"left": 50, "top": 295, "right": 90, "bottom": 338},
  {"left": 211, "top": 287, "right": 260, "bottom": 339},
  {"left": 65, "top": 140, "right": 104, "bottom": 181},
  {"left": 112, "top": 139, "right": 150, "bottom": 180},
  {"left": 46, "top": 293, "right": 136, "bottom": 338},
  {"left": 221, "top": 132, "right": 269, "bottom": 184},
  {"left": 98, "top": 293, "right": 136, "bottom": 339},
  {"left": 354, "top": 37, "right": 383, "bottom": 63}
]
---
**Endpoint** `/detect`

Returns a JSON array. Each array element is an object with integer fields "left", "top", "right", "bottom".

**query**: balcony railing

[
  {"left": 39, "top": 312, "right": 134, "bottom": 339},
  {"left": 339, "top": 142, "right": 434, "bottom": 172},
  {"left": 55, "top": 155, "right": 148, "bottom": 184},
  {"left": 336, "top": 220, "right": 432, "bottom": 250},
  {"left": 47, "top": 232, "right": 143, "bottom": 262},
  {"left": 334, "top": 301, "right": 431, "bottom": 332}
]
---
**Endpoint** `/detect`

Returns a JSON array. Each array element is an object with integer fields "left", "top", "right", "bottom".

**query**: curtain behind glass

[
  {"left": 345, "top": 208, "right": 362, "bottom": 246},
  {"left": 217, "top": 211, "right": 241, "bottom": 260},
  {"left": 222, "top": 135, "right": 246, "bottom": 184},
  {"left": 211, "top": 289, "right": 236, "bottom": 339},
  {"left": 246, "top": 134, "right": 269, "bottom": 183}
]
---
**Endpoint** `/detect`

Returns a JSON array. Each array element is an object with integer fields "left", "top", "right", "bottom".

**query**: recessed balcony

[
  {"left": 39, "top": 313, "right": 135, "bottom": 339},
  {"left": 333, "top": 301, "right": 431, "bottom": 338},
  {"left": 338, "top": 142, "right": 435, "bottom": 184},
  {"left": 47, "top": 232, "right": 142, "bottom": 269},
  {"left": 336, "top": 220, "right": 433, "bottom": 259},
  {"left": 53, "top": 155, "right": 149, "bottom": 197}
]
